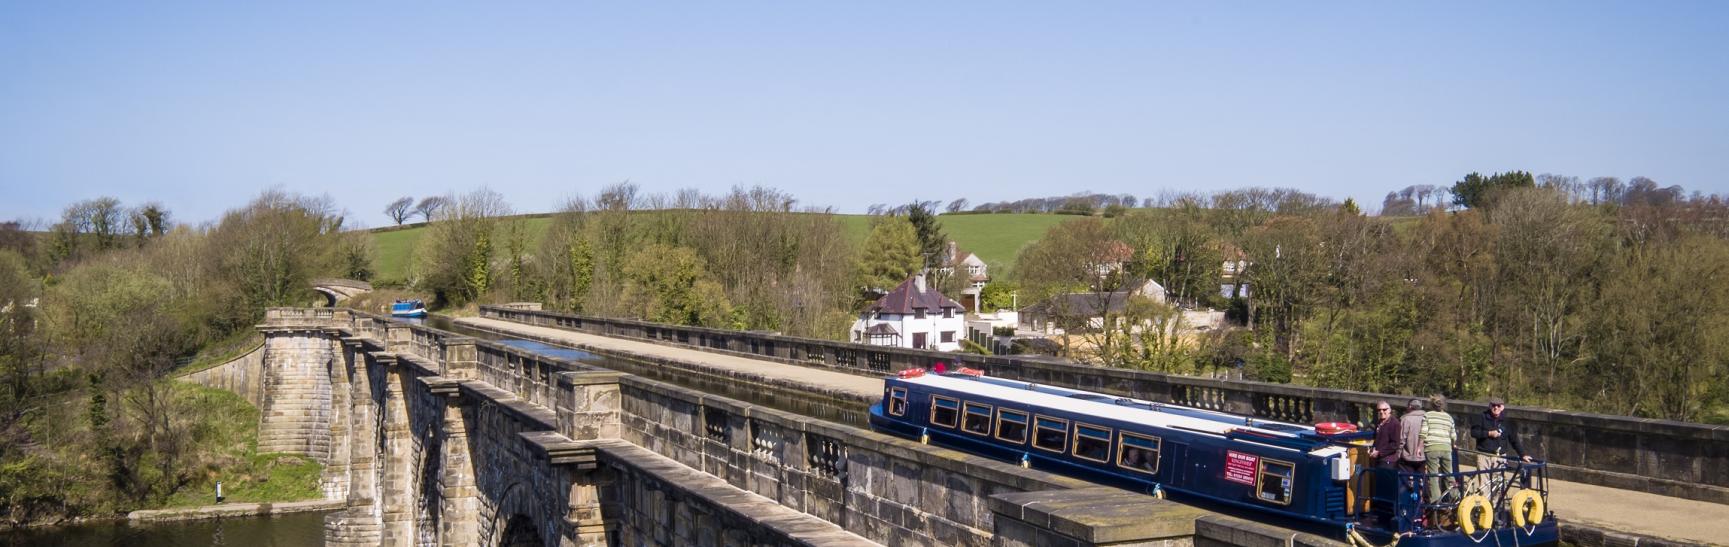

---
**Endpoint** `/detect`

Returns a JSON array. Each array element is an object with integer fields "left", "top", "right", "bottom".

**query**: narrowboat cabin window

[
  {"left": 961, "top": 402, "right": 993, "bottom": 435},
  {"left": 1073, "top": 424, "right": 1112, "bottom": 462},
  {"left": 1033, "top": 416, "right": 1069, "bottom": 452},
  {"left": 1117, "top": 432, "right": 1161, "bottom": 475},
  {"left": 995, "top": 409, "right": 1029, "bottom": 444},
  {"left": 930, "top": 396, "right": 960, "bottom": 428},
  {"left": 887, "top": 388, "right": 907, "bottom": 416},
  {"left": 1255, "top": 458, "right": 1296, "bottom": 505}
]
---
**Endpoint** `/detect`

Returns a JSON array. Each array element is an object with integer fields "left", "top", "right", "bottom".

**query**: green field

[{"left": 369, "top": 212, "right": 1069, "bottom": 283}]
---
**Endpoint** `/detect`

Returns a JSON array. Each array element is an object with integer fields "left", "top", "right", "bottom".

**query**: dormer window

[
  {"left": 943, "top": 308, "right": 953, "bottom": 318},
  {"left": 914, "top": 308, "right": 926, "bottom": 319}
]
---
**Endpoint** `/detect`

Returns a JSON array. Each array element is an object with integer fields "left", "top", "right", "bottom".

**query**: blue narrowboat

[
  {"left": 869, "top": 368, "right": 1558, "bottom": 547},
  {"left": 390, "top": 299, "right": 427, "bottom": 318}
]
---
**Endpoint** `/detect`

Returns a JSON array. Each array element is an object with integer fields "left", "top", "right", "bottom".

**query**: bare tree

[
  {"left": 413, "top": 196, "right": 449, "bottom": 222},
  {"left": 385, "top": 196, "right": 415, "bottom": 225},
  {"left": 945, "top": 198, "right": 970, "bottom": 214}
]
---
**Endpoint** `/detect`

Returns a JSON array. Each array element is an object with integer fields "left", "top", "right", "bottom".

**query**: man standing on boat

[
  {"left": 1421, "top": 395, "right": 1458, "bottom": 502},
  {"left": 1471, "top": 397, "right": 1532, "bottom": 469},
  {"left": 1369, "top": 400, "right": 1402, "bottom": 469}
]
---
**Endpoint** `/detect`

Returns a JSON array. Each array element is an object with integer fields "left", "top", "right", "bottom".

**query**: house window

[
  {"left": 1073, "top": 424, "right": 1112, "bottom": 463},
  {"left": 940, "top": 331, "right": 954, "bottom": 343},
  {"left": 996, "top": 409, "right": 1029, "bottom": 443},
  {"left": 1117, "top": 432, "right": 1161, "bottom": 474},
  {"left": 1256, "top": 458, "right": 1296, "bottom": 505},
  {"left": 912, "top": 332, "right": 927, "bottom": 349},
  {"left": 914, "top": 308, "right": 926, "bottom": 319},
  {"left": 943, "top": 308, "right": 953, "bottom": 318},
  {"left": 887, "top": 387, "right": 907, "bottom": 416},
  {"left": 930, "top": 396, "right": 959, "bottom": 428},
  {"left": 1033, "top": 416, "right": 1069, "bottom": 452},
  {"left": 962, "top": 402, "right": 992, "bottom": 435}
]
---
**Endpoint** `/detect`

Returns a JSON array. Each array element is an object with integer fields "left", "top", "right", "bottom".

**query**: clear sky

[{"left": 3, "top": 2, "right": 1726, "bottom": 226}]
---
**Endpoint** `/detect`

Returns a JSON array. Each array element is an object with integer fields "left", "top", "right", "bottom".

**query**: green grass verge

[{"left": 159, "top": 384, "right": 324, "bottom": 508}]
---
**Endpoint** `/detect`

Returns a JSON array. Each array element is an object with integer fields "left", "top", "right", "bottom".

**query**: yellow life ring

[
  {"left": 1510, "top": 490, "right": 1545, "bottom": 527},
  {"left": 1456, "top": 495, "right": 1493, "bottom": 535}
]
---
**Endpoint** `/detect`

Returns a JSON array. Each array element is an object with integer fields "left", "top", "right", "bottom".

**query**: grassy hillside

[
  {"left": 372, "top": 217, "right": 555, "bottom": 283},
  {"left": 369, "top": 212, "right": 1068, "bottom": 283}
]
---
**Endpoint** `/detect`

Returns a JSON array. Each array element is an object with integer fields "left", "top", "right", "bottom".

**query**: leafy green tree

[
  {"left": 905, "top": 202, "right": 947, "bottom": 269},
  {"left": 412, "top": 189, "right": 510, "bottom": 307},
  {"left": 619, "top": 244, "right": 734, "bottom": 327},
  {"left": 979, "top": 281, "right": 1019, "bottom": 311},
  {"left": 855, "top": 217, "right": 922, "bottom": 294}
]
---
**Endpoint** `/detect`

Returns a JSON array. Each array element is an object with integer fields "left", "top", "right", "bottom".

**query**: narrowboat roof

[{"left": 900, "top": 373, "right": 1324, "bottom": 443}]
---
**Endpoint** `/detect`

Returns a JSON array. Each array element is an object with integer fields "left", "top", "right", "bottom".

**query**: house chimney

[
  {"left": 914, "top": 273, "right": 927, "bottom": 291},
  {"left": 946, "top": 241, "right": 958, "bottom": 263}
]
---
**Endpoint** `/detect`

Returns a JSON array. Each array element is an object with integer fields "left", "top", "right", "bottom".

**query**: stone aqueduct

[{"left": 188, "top": 306, "right": 1729, "bottom": 547}]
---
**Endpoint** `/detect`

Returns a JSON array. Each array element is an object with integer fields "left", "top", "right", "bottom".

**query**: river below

[{"left": 0, "top": 510, "right": 332, "bottom": 547}]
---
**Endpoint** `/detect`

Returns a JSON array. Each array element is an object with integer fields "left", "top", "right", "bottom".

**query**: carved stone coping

[
  {"left": 396, "top": 353, "right": 440, "bottom": 376},
  {"left": 420, "top": 376, "right": 463, "bottom": 398},
  {"left": 458, "top": 381, "right": 558, "bottom": 431},
  {"left": 520, "top": 433, "right": 622, "bottom": 469},
  {"left": 989, "top": 487, "right": 1210, "bottom": 544},
  {"left": 557, "top": 371, "right": 627, "bottom": 387}
]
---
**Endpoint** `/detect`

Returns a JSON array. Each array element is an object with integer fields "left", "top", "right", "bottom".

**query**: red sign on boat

[{"left": 1224, "top": 450, "right": 1259, "bottom": 485}]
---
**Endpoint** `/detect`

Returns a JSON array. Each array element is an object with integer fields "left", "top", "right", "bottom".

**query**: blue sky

[{"left": 3, "top": 2, "right": 1726, "bottom": 226}]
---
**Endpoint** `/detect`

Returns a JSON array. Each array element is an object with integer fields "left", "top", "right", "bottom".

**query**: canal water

[{"left": 0, "top": 510, "right": 331, "bottom": 547}]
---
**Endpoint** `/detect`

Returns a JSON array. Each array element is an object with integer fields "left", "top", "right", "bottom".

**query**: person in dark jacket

[
  {"left": 1368, "top": 400, "right": 1401, "bottom": 468},
  {"left": 1471, "top": 397, "right": 1533, "bottom": 468}
]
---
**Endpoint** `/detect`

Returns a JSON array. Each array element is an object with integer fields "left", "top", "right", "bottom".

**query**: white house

[{"left": 850, "top": 275, "right": 966, "bottom": 351}]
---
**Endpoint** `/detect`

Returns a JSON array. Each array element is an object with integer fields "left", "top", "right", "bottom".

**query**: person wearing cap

[{"left": 1471, "top": 396, "right": 1532, "bottom": 469}]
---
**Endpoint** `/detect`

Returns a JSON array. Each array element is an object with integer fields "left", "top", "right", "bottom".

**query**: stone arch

[
  {"left": 489, "top": 482, "right": 546, "bottom": 547},
  {"left": 498, "top": 514, "right": 540, "bottom": 547}
]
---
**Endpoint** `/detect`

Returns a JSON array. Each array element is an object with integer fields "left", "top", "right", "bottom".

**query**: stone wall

[
  {"left": 484, "top": 305, "right": 1729, "bottom": 502},
  {"left": 618, "top": 374, "right": 1094, "bottom": 546},
  {"left": 178, "top": 341, "right": 266, "bottom": 406},
  {"left": 256, "top": 327, "right": 337, "bottom": 461}
]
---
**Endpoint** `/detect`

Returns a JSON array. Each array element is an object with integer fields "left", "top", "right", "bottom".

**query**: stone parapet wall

[
  {"left": 485, "top": 305, "right": 1729, "bottom": 502},
  {"left": 177, "top": 341, "right": 266, "bottom": 406},
  {"left": 618, "top": 374, "right": 1092, "bottom": 546}
]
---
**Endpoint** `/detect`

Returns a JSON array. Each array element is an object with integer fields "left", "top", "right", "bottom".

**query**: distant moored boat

[{"left": 391, "top": 299, "right": 427, "bottom": 318}]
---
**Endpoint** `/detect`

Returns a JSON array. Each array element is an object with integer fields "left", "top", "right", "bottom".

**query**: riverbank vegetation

[{"left": 0, "top": 191, "right": 358, "bottom": 525}]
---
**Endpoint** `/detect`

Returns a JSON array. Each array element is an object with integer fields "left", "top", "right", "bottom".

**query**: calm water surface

[{"left": 1, "top": 510, "right": 331, "bottom": 547}]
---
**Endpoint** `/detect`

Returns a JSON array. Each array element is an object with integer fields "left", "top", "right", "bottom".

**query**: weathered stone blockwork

[
  {"left": 618, "top": 374, "right": 1093, "bottom": 546},
  {"left": 177, "top": 340, "right": 266, "bottom": 406},
  {"left": 245, "top": 309, "right": 872, "bottom": 547}
]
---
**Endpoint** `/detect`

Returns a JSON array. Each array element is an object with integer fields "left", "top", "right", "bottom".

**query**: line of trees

[
  {"left": 1009, "top": 177, "right": 1729, "bottom": 423},
  {"left": 411, "top": 184, "right": 858, "bottom": 338}
]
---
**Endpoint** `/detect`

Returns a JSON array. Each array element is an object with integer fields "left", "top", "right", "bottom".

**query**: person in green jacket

[{"left": 1421, "top": 394, "right": 1457, "bottom": 502}]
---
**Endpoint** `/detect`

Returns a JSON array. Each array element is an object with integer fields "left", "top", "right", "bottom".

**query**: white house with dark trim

[{"left": 850, "top": 276, "right": 966, "bottom": 351}]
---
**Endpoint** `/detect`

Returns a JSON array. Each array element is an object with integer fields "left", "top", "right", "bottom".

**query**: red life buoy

[
  {"left": 1314, "top": 422, "right": 1358, "bottom": 435},
  {"left": 897, "top": 368, "right": 926, "bottom": 379}
]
